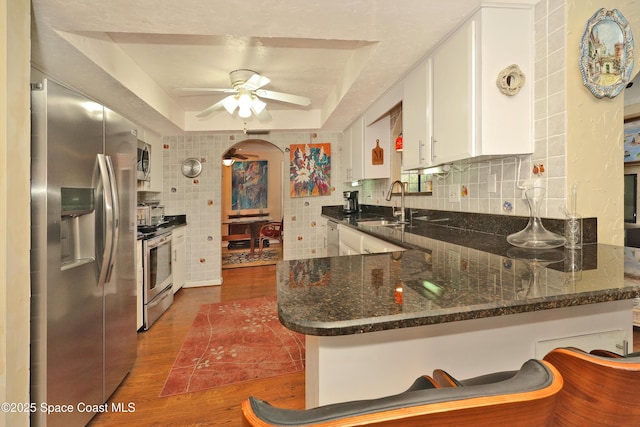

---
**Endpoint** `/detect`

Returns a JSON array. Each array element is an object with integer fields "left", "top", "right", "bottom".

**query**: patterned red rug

[{"left": 160, "top": 296, "right": 305, "bottom": 397}]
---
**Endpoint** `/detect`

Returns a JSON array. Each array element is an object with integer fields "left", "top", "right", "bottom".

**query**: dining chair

[
  {"left": 543, "top": 346, "right": 640, "bottom": 426},
  {"left": 258, "top": 219, "right": 283, "bottom": 255},
  {"left": 242, "top": 359, "right": 562, "bottom": 426}
]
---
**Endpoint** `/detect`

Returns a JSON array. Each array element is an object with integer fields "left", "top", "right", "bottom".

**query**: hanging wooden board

[{"left": 372, "top": 139, "right": 384, "bottom": 165}]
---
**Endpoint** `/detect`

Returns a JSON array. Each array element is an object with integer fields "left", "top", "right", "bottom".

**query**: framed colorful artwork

[
  {"left": 579, "top": 8, "right": 634, "bottom": 99},
  {"left": 289, "top": 143, "right": 331, "bottom": 198},
  {"left": 231, "top": 160, "right": 268, "bottom": 210},
  {"left": 624, "top": 116, "right": 640, "bottom": 163}
]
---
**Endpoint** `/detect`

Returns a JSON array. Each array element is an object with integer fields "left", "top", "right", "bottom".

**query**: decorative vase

[{"left": 507, "top": 187, "right": 566, "bottom": 249}]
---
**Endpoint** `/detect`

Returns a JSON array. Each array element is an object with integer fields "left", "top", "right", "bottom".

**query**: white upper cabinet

[
  {"left": 409, "top": 6, "right": 533, "bottom": 166},
  {"left": 432, "top": 18, "right": 474, "bottom": 164},
  {"left": 402, "top": 58, "right": 433, "bottom": 170},
  {"left": 344, "top": 114, "right": 392, "bottom": 181},
  {"left": 343, "top": 116, "right": 364, "bottom": 181}
]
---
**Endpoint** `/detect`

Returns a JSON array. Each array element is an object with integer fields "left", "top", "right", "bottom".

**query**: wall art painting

[
  {"left": 579, "top": 8, "right": 634, "bottom": 99},
  {"left": 231, "top": 160, "right": 268, "bottom": 210},
  {"left": 624, "top": 117, "right": 640, "bottom": 163},
  {"left": 290, "top": 143, "right": 331, "bottom": 198}
]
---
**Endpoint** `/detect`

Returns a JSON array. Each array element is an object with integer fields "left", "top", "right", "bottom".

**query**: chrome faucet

[{"left": 386, "top": 180, "right": 406, "bottom": 223}]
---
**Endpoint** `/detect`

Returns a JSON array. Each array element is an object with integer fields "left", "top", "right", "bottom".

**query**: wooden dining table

[{"left": 222, "top": 215, "right": 272, "bottom": 256}]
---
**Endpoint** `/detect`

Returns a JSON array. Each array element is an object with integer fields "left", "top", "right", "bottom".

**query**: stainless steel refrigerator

[{"left": 30, "top": 75, "right": 137, "bottom": 426}]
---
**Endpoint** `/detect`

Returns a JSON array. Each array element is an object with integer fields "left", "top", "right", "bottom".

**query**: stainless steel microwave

[{"left": 137, "top": 140, "right": 151, "bottom": 181}]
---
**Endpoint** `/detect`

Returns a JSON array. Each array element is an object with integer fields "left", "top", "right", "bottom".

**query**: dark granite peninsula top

[{"left": 276, "top": 207, "right": 640, "bottom": 336}]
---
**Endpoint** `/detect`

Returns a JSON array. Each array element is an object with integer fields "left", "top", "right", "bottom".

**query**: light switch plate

[{"left": 448, "top": 185, "right": 461, "bottom": 203}]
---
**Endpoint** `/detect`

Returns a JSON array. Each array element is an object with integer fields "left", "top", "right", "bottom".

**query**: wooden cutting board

[{"left": 372, "top": 139, "right": 384, "bottom": 165}]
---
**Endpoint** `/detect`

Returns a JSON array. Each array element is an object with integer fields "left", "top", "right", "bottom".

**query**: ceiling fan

[
  {"left": 177, "top": 69, "right": 311, "bottom": 121},
  {"left": 222, "top": 147, "right": 257, "bottom": 166}
]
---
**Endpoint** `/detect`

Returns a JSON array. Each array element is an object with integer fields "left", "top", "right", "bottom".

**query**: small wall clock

[{"left": 181, "top": 158, "right": 202, "bottom": 178}]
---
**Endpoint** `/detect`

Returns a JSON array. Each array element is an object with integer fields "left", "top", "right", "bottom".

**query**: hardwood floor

[{"left": 88, "top": 265, "right": 304, "bottom": 427}]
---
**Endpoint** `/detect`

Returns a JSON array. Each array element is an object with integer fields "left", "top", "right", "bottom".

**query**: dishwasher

[{"left": 327, "top": 220, "right": 339, "bottom": 256}]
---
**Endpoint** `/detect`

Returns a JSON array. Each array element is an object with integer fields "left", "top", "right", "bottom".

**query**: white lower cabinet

[
  {"left": 535, "top": 329, "right": 629, "bottom": 358},
  {"left": 338, "top": 225, "right": 362, "bottom": 255},
  {"left": 338, "top": 224, "right": 404, "bottom": 255},
  {"left": 172, "top": 226, "right": 186, "bottom": 293}
]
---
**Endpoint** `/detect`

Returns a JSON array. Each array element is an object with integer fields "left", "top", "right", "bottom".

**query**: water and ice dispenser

[{"left": 60, "top": 187, "right": 96, "bottom": 269}]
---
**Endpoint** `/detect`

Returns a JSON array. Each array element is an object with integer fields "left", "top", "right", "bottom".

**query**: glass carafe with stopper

[{"left": 507, "top": 187, "right": 566, "bottom": 249}]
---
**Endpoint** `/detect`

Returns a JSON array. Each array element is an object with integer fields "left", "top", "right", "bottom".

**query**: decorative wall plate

[
  {"left": 496, "top": 64, "right": 525, "bottom": 96},
  {"left": 182, "top": 158, "right": 202, "bottom": 178},
  {"left": 579, "top": 8, "right": 634, "bottom": 99}
]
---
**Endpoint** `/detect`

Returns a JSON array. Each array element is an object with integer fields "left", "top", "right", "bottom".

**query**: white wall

[
  {"left": 567, "top": 1, "right": 640, "bottom": 245},
  {"left": 1, "top": 0, "right": 31, "bottom": 426}
]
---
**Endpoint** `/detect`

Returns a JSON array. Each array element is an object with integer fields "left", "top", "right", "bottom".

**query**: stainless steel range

[{"left": 142, "top": 230, "right": 173, "bottom": 329}]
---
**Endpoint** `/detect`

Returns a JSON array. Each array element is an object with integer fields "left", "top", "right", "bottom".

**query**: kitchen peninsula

[{"left": 277, "top": 207, "right": 640, "bottom": 408}]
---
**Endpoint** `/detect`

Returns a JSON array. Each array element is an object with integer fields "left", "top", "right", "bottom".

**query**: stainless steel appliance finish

[
  {"left": 342, "top": 190, "right": 359, "bottom": 214},
  {"left": 143, "top": 230, "right": 173, "bottom": 329},
  {"left": 137, "top": 139, "right": 151, "bottom": 181},
  {"left": 30, "top": 76, "right": 137, "bottom": 427}
]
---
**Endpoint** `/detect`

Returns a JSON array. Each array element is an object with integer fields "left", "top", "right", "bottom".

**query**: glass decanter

[{"left": 507, "top": 187, "right": 566, "bottom": 249}]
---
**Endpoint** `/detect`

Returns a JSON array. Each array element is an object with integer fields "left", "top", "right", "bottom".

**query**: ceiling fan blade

[
  {"left": 175, "top": 87, "right": 237, "bottom": 95},
  {"left": 196, "top": 98, "right": 229, "bottom": 118},
  {"left": 255, "top": 89, "right": 311, "bottom": 106},
  {"left": 243, "top": 73, "right": 271, "bottom": 91}
]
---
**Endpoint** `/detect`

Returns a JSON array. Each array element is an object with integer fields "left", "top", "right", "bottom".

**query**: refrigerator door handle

[
  {"left": 104, "top": 155, "right": 120, "bottom": 283},
  {"left": 96, "top": 154, "right": 117, "bottom": 286}
]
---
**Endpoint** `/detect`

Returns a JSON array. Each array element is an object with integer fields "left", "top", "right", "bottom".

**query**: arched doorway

[{"left": 220, "top": 139, "right": 284, "bottom": 269}]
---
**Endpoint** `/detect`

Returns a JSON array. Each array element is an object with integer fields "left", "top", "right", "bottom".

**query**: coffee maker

[{"left": 342, "top": 191, "right": 359, "bottom": 214}]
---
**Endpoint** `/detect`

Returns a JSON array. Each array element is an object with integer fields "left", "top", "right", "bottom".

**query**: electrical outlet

[{"left": 448, "top": 185, "right": 461, "bottom": 203}]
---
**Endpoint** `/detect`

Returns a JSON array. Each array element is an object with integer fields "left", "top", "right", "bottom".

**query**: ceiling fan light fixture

[
  {"left": 222, "top": 158, "right": 235, "bottom": 166},
  {"left": 238, "top": 106, "right": 252, "bottom": 118},
  {"left": 222, "top": 96, "right": 239, "bottom": 114},
  {"left": 237, "top": 93, "right": 253, "bottom": 118},
  {"left": 251, "top": 97, "right": 267, "bottom": 114}
]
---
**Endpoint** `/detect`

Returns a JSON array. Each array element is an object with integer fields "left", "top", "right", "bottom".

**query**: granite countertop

[{"left": 276, "top": 207, "right": 640, "bottom": 336}]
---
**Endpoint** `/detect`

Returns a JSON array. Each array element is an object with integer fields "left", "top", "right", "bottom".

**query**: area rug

[
  {"left": 159, "top": 296, "right": 305, "bottom": 397},
  {"left": 221, "top": 248, "right": 280, "bottom": 269}
]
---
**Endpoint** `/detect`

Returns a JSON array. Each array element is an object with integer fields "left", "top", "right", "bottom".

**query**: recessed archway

[{"left": 220, "top": 139, "right": 284, "bottom": 268}]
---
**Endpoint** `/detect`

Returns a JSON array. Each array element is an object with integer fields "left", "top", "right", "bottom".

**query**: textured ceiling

[{"left": 31, "top": 0, "right": 539, "bottom": 136}]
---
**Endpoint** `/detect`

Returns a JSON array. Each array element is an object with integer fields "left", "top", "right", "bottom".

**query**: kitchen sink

[{"left": 357, "top": 219, "right": 407, "bottom": 227}]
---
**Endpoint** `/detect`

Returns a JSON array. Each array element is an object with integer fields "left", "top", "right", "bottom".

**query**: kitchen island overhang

[{"left": 277, "top": 242, "right": 640, "bottom": 408}]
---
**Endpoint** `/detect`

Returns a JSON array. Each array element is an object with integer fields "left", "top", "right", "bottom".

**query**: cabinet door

[
  {"left": 345, "top": 117, "right": 364, "bottom": 181},
  {"left": 363, "top": 115, "right": 391, "bottom": 179},
  {"left": 432, "top": 19, "right": 474, "bottom": 164},
  {"left": 402, "top": 58, "right": 432, "bottom": 170},
  {"left": 362, "top": 233, "right": 404, "bottom": 254}
]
